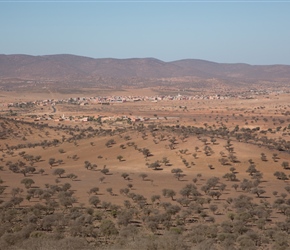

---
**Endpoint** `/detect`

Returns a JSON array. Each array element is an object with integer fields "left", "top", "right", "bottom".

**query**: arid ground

[{"left": 1, "top": 86, "right": 290, "bottom": 249}]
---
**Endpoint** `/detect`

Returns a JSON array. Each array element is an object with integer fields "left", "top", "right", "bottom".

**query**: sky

[{"left": 0, "top": 0, "right": 290, "bottom": 65}]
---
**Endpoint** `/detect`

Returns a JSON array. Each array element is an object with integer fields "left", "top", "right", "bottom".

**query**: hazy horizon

[
  {"left": 1, "top": 1, "right": 290, "bottom": 65},
  {"left": 2, "top": 53, "right": 290, "bottom": 67}
]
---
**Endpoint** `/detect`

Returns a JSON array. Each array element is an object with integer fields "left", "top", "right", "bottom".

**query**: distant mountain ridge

[{"left": 1, "top": 54, "right": 290, "bottom": 84}]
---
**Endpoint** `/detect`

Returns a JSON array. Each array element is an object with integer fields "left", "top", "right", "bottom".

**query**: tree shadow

[
  {"left": 259, "top": 195, "right": 271, "bottom": 199},
  {"left": 153, "top": 168, "right": 163, "bottom": 171}
]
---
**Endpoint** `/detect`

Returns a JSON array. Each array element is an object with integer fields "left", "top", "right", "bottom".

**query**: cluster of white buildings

[
  {"left": 10, "top": 89, "right": 280, "bottom": 110},
  {"left": 47, "top": 93, "right": 229, "bottom": 106},
  {"left": 5, "top": 93, "right": 230, "bottom": 108}
]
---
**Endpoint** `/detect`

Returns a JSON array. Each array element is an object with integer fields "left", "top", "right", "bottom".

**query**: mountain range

[{"left": 1, "top": 54, "right": 290, "bottom": 88}]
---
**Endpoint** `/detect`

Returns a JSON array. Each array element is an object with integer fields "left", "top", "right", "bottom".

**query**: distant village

[
  {"left": 3, "top": 89, "right": 285, "bottom": 124},
  {"left": 6, "top": 88, "right": 278, "bottom": 108}
]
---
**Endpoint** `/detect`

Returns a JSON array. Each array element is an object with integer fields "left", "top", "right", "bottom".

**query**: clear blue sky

[{"left": 1, "top": 1, "right": 290, "bottom": 65}]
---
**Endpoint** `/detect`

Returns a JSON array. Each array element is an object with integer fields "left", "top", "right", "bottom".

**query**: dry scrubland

[{"left": 1, "top": 88, "right": 290, "bottom": 249}]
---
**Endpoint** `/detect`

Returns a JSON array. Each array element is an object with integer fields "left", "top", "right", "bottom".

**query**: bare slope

[{"left": 1, "top": 54, "right": 290, "bottom": 84}]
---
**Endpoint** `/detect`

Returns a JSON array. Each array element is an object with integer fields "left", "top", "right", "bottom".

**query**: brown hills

[
  {"left": 1, "top": 56, "right": 290, "bottom": 248},
  {"left": 1, "top": 54, "right": 290, "bottom": 88}
]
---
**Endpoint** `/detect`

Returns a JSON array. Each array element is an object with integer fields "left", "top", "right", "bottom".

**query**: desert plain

[{"left": 0, "top": 82, "right": 290, "bottom": 250}]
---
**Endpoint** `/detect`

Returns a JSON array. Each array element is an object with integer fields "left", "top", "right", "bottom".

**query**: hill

[{"left": 1, "top": 54, "right": 290, "bottom": 88}]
